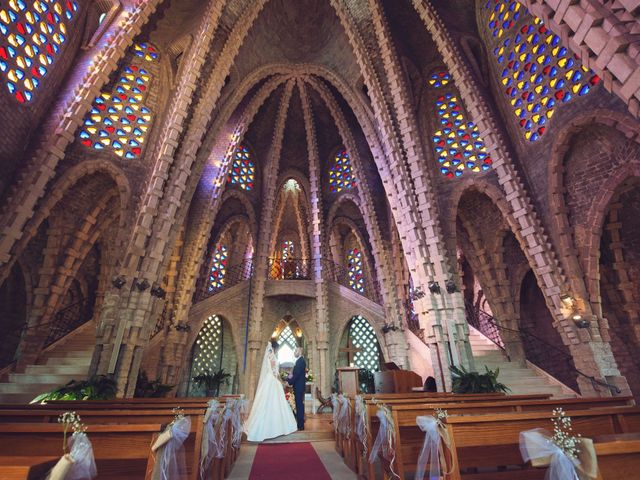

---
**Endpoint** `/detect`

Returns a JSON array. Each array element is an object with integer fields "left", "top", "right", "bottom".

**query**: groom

[{"left": 287, "top": 347, "right": 306, "bottom": 430}]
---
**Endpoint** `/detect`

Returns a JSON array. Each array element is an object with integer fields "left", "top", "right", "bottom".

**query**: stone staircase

[
  {"left": 0, "top": 321, "right": 95, "bottom": 403},
  {"left": 468, "top": 326, "right": 577, "bottom": 398}
]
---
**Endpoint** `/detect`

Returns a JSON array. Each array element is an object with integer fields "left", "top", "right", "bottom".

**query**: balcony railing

[
  {"left": 197, "top": 258, "right": 254, "bottom": 302},
  {"left": 43, "top": 301, "right": 94, "bottom": 348},
  {"left": 321, "top": 258, "right": 382, "bottom": 304},
  {"left": 267, "top": 258, "right": 312, "bottom": 280}
]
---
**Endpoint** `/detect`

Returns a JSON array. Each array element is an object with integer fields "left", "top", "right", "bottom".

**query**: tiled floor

[{"left": 227, "top": 441, "right": 357, "bottom": 479}]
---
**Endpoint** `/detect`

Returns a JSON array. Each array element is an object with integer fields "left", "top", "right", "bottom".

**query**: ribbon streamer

[
  {"left": 354, "top": 395, "right": 369, "bottom": 458},
  {"left": 200, "top": 400, "right": 221, "bottom": 480},
  {"left": 415, "top": 416, "right": 451, "bottom": 480},
  {"left": 231, "top": 398, "right": 247, "bottom": 449},
  {"left": 214, "top": 403, "right": 234, "bottom": 459},
  {"left": 47, "top": 432, "right": 97, "bottom": 480},
  {"left": 368, "top": 405, "right": 399, "bottom": 479},
  {"left": 331, "top": 394, "right": 340, "bottom": 433},
  {"left": 520, "top": 428, "right": 598, "bottom": 480},
  {"left": 337, "top": 395, "right": 351, "bottom": 438},
  {"left": 151, "top": 416, "right": 191, "bottom": 480}
]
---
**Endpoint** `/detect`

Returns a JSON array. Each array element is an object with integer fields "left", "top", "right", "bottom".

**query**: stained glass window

[
  {"left": 485, "top": 1, "right": 600, "bottom": 142},
  {"left": 208, "top": 245, "right": 228, "bottom": 292},
  {"left": 78, "top": 43, "right": 158, "bottom": 158},
  {"left": 192, "top": 314, "right": 223, "bottom": 375},
  {"left": 329, "top": 149, "right": 356, "bottom": 192},
  {"left": 348, "top": 315, "right": 381, "bottom": 372},
  {"left": 0, "top": 0, "right": 79, "bottom": 103},
  {"left": 486, "top": 0, "right": 522, "bottom": 39},
  {"left": 348, "top": 248, "right": 364, "bottom": 293},
  {"left": 282, "top": 240, "right": 294, "bottom": 261},
  {"left": 227, "top": 145, "right": 255, "bottom": 190},
  {"left": 430, "top": 72, "right": 492, "bottom": 178}
]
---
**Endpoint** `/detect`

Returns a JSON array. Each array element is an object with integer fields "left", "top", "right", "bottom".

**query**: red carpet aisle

[{"left": 249, "top": 442, "right": 332, "bottom": 479}]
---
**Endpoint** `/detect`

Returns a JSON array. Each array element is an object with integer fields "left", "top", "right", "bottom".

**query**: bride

[{"left": 245, "top": 342, "right": 297, "bottom": 442}]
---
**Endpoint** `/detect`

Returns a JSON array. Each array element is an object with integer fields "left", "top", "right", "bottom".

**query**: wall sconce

[
  {"left": 111, "top": 275, "right": 126, "bottom": 289},
  {"left": 134, "top": 278, "right": 150, "bottom": 291},
  {"left": 150, "top": 285, "right": 166, "bottom": 298},
  {"left": 381, "top": 323, "right": 399, "bottom": 334},
  {"left": 174, "top": 322, "right": 191, "bottom": 333},
  {"left": 572, "top": 313, "right": 590, "bottom": 329},
  {"left": 428, "top": 281, "right": 441, "bottom": 294},
  {"left": 445, "top": 279, "right": 459, "bottom": 294}
]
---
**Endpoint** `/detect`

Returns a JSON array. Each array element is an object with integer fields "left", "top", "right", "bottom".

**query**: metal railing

[
  {"left": 197, "top": 259, "right": 254, "bottom": 302},
  {"left": 321, "top": 258, "right": 382, "bottom": 304},
  {"left": 267, "top": 257, "right": 312, "bottom": 280},
  {"left": 465, "top": 302, "right": 506, "bottom": 349},
  {"left": 43, "top": 301, "right": 93, "bottom": 347},
  {"left": 151, "top": 305, "right": 168, "bottom": 338},
  {"left": 465, "top": 302, "right": 621, "bottom": 395}
]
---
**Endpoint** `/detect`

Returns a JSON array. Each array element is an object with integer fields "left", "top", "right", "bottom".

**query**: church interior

[{"left": 0, "top": 0, "right": 640, "bottom": 478}]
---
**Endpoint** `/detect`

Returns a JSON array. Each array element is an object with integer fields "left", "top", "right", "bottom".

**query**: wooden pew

[
  {"left": 360, "top": 397, "right": 635, "bottom": 479},
  {"left": 594, "top": 433, "right": 640, "bottom": 480},
  {"left": 0, "top": 423, "right": 162, "bottom": 480},
  {"left": 0, "top": 456, "right": 58, "bottom": 480},
  {"left": 441, "top": 407, "right": 640, "bottom": 480},
  {"left": 0, "top": 400, "right": 241, "bottom": 480}
]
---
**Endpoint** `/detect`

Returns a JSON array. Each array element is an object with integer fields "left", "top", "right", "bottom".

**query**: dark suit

[{"left": 287, "top": 356, "right": 306, "bottom": 429}]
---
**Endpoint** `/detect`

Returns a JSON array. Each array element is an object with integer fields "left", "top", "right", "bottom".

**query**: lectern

[{"left": 337, "top": 366, "right": 360, "bottom": 396}]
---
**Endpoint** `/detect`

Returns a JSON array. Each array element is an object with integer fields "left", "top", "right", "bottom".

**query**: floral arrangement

[
  {"left": 172, "top": 407, "right": 185, "bottom": 424},
  {"left": 305, "top": 369, "right": 314, "bottom": 382},
  {"left": 285, "top": 388, "right": 296, "bottom": 413},
  {"left": 550, "top": 408, "right": 581, "bottom": 459},
  {"left": 434, "top": 408, "right": 448, "bottom": 423},
  {"left": 58, "top": 411, "right": 86, "bottom": 454}
]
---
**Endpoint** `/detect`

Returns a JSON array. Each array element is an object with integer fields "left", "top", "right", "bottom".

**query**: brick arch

[{"left": 548, "top": 110, "right": 640, "bottom": 309}]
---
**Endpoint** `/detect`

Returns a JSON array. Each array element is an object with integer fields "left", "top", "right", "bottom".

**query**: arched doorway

[
  {"left": 519, "top": 270, "right": 578, "bottom": 390},
  {"left": 271, "top": 316, "right": 305, "bottom": 369},
  {"left": 187, "top": 314, "right": 238, "bottom": 396}
]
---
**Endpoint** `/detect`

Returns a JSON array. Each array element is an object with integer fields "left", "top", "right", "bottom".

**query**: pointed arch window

[
  {"left": 329, "top": 149, "right": 356, "bottom": 193},
  {"left": 0, "top": 0, "right": 79, "bottom": 103},
  {"left": 208, "top": 245, "right": 228, "bottom": 292},
  {"left": 484, "top": 1, "right": 600, "bottom": 142},
  {"left": 192, "top": 314, "right": 223, "bottom": 375},
  {"left": 348, "top": 315, "right": 381, "bottom": 372},
  {"left": 78, "top": 43, "right": 158, "bottom": 158},
  {"left": 227, "top": 145, "right": 255, "bottom": 190},
  {"left": 430, "top": 71, "right": 492, "bottom": 178},
  {"left": 348, "top": 248, "right": 364, "bottom": 293}
]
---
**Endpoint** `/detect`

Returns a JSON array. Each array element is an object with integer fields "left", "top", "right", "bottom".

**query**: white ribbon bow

[
  {"left": 520, "top": 429, "right": 581, "bottom": 480},
  {"left": 47, "top": 432, "right": 98, "bottom": 480},
  {"left": 415, "top": 416, "right": 442, "bottom": 480},
  {"left": 152, "top": 416, "right": 191, "bottom": 480}
]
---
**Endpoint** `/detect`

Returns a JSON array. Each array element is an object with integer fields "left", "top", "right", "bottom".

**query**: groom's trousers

[{"left": 295, "top": 388, "right": 305, "bottom": 429}]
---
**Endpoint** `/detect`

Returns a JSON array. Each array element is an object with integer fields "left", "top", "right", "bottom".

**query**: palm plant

[
  {"left": 450, "top": 364, "right": 509, "bottom": 394},
  {"left": 134, "top": 370, "right": 174, "bottom": 398},
  {"left": 192, "top": 368, "right": 232, "bottom": 396},
  {"left": 31, "top": 374, "right": 118, "bottom": 403}
]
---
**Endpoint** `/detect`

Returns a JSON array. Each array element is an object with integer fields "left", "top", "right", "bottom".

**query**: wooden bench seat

[
  {"left": 0, "top": 456, "right": 59, "bottom": 480},
  {"left": 593, "top": 433, "right": 640, "bottom": 480},
  {"left": 0, "top": 423, "right": 162, "bottom": 480}
]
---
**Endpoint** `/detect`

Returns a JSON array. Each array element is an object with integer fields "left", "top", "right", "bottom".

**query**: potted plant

[
  {"left": 134, "top": 370, "right": 174, "bottom": 398},
  {"left": 192, "top": 368, "right": 232, "bottom": 396},
  {"left": 450, "top": 364, "right": 509, "bottom": 394},
  {"left": 31, "top": 374, "right": 118, "bottom": 403}
]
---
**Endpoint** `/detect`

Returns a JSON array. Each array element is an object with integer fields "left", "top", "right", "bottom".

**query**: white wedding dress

[{"left": 245, "top": 344, "right": 297, "bottom": 442}]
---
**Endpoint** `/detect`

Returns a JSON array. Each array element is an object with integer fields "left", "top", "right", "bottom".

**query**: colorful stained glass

[
  {"left": 282, "top": 240, "right": 294, "bottom": 261},
  {"left": 486, "top": 2, "right": 600, "bottom": 142},
  {"left": 348, "top": 315, "right": 381, "bottom": 372},
  {"left": 329, "top": 149, "right": 356, "bottom": 193},
  {"left": 78, "top": 43, "right": 157, "bottom": 158},
  {"left": 348, "top": 248, "right": 364, "bottom": 293},
  {"left": 208, "top": 245, "right": 228, "bottom": 292},
  {"left": 431, "top": 72, "right": 492, "bottom": 178},
  {"left": 227, "top": 145, "right": 254, "bottom": 190},
  {"left": 0, "top": 0, "right": 79, "bottom": 103},
  {"left": 485, "top": 0, "right": 523, "bottom": 39}
]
